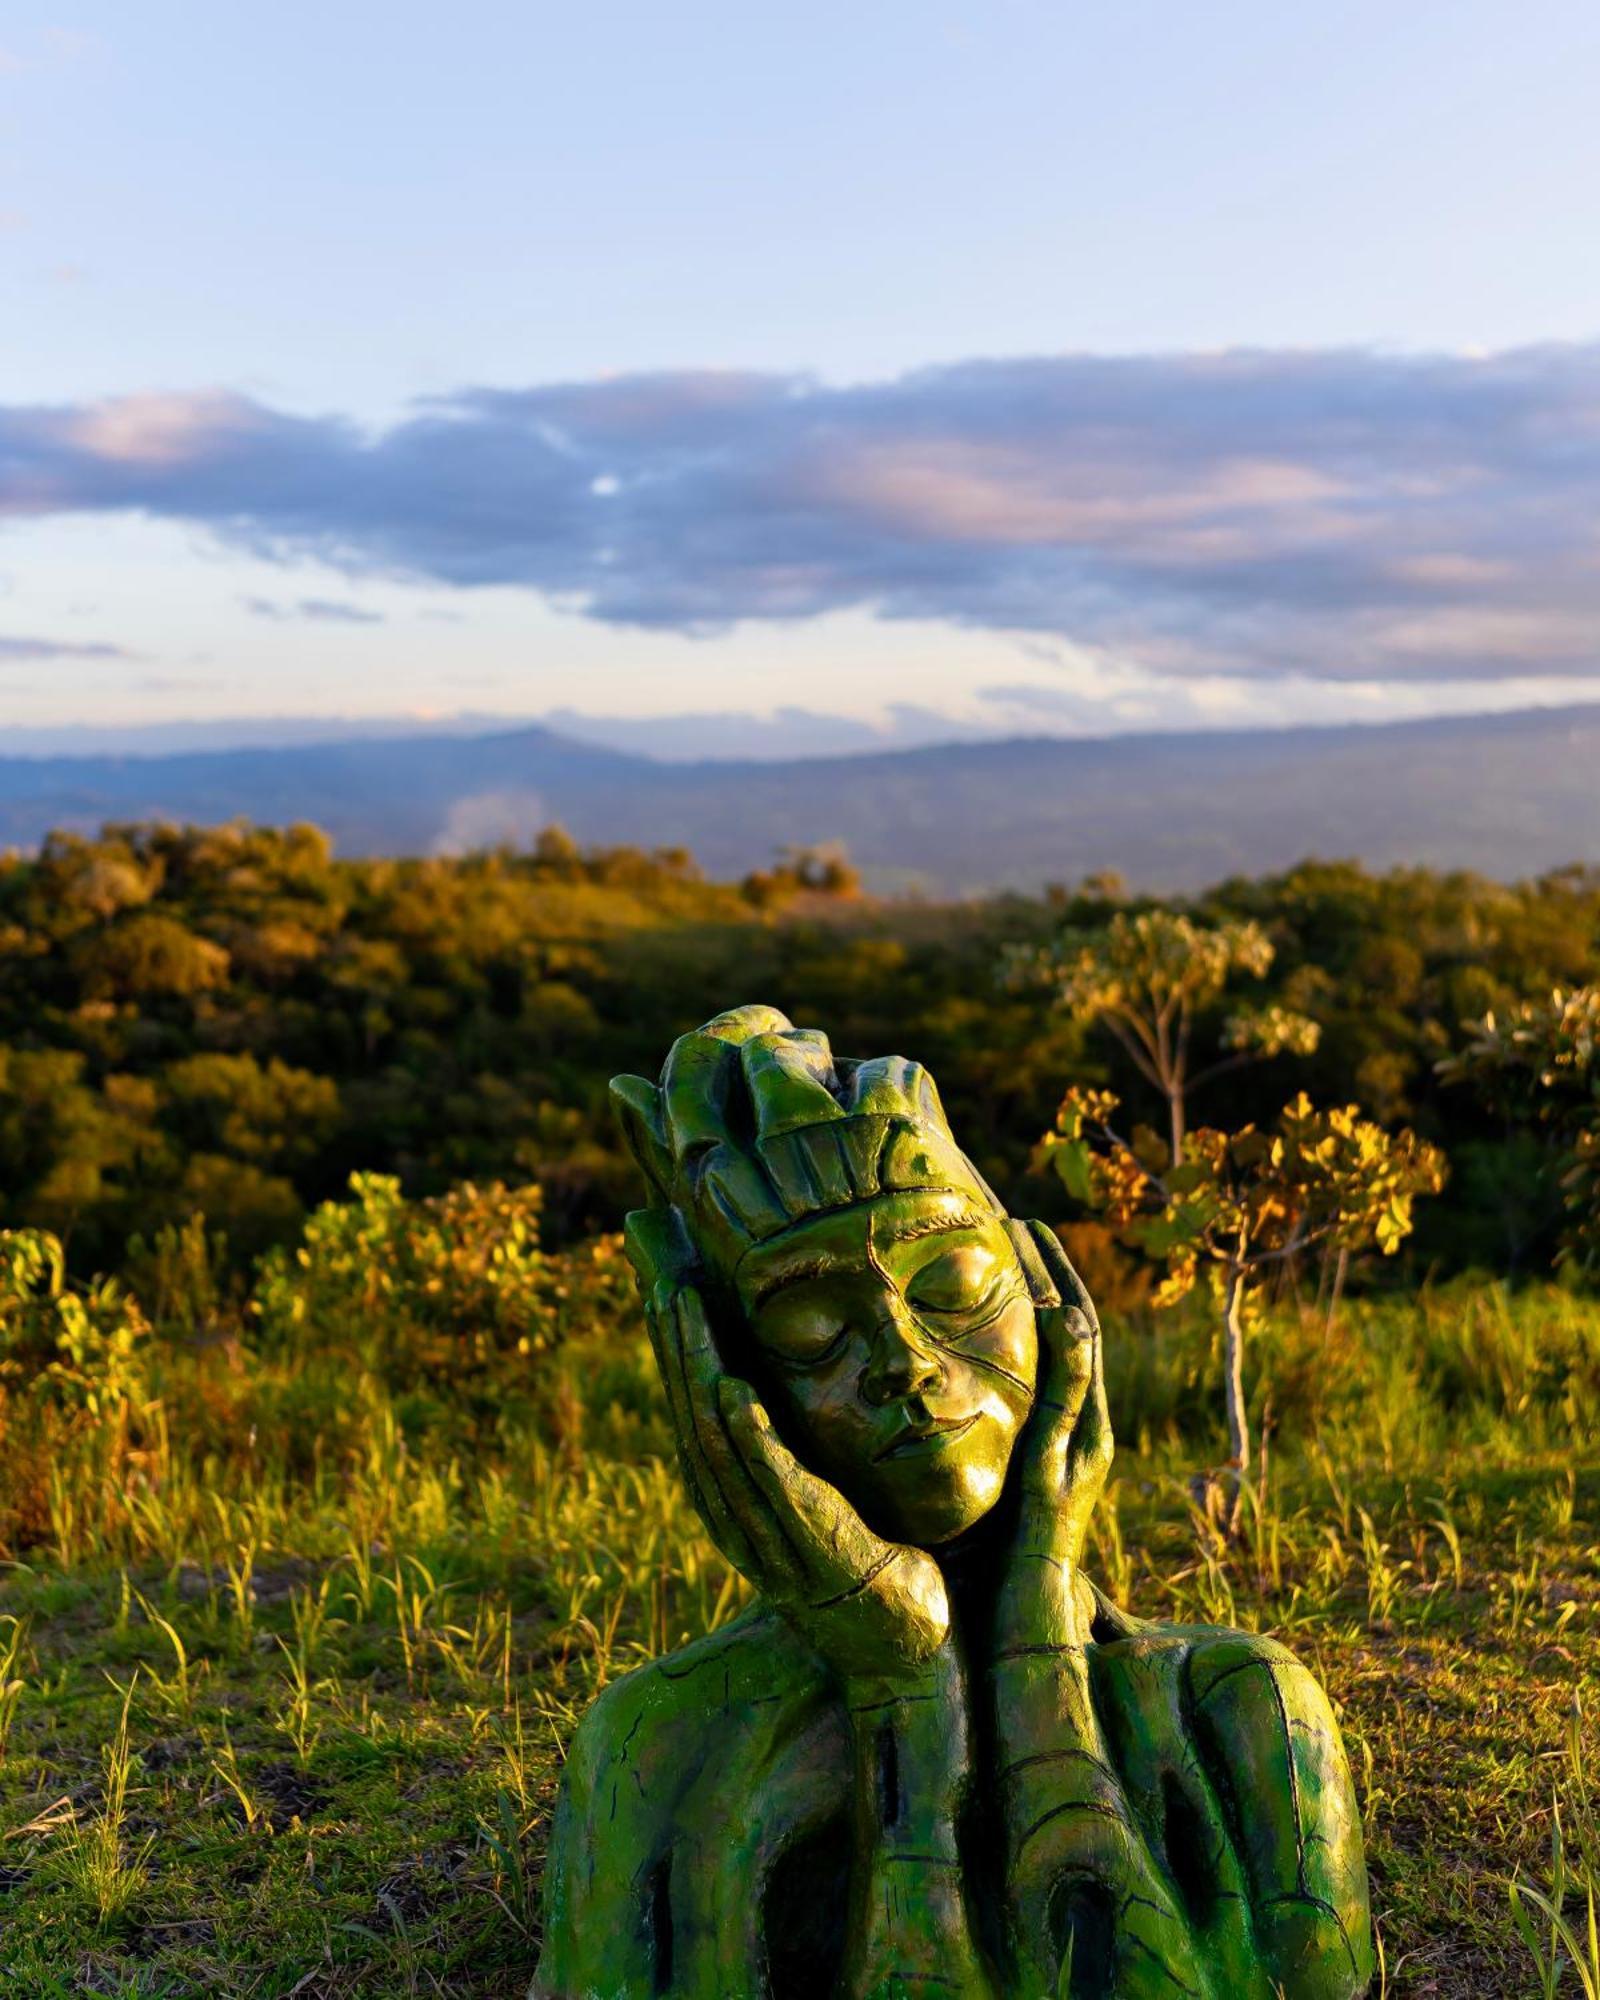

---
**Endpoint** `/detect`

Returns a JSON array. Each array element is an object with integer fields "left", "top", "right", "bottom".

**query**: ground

[{"left": 1, "top": 1304, "right": 1597, "bottom": 1995}]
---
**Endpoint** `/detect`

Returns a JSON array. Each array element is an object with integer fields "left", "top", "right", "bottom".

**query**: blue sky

[{"left": 4, "top": 2, "right": 1600, "bottom": 747}]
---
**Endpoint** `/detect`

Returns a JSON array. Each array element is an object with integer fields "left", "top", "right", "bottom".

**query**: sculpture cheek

[
  {"left": 767, "top": 1372, "right": 879, "bottom": 1484},
  {"left": 938, "top": 1293, "right": 1037, "bottom": 1406}
]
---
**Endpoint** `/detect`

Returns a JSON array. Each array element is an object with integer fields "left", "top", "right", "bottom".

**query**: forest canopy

[{"left": 0, "top": 819, "right": 1595, "bottom": 1286}]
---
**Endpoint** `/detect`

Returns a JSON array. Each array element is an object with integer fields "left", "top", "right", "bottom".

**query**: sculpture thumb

[{"left": 621, "top": 1201, "right": 700, "bottom": 1299}]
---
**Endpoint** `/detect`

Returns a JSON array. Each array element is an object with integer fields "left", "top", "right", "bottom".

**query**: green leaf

[{"left": 1052, "top": 1138, "right": 1094, "bottom": 1204}]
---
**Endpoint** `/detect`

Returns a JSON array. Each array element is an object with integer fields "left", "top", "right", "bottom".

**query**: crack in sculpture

[{"left": 534, "top": 1006, "right": 1374, "bottom": 1999}]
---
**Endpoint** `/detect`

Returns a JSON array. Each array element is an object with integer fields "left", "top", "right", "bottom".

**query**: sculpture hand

[
  {"left": 642, "top": 1275, "right": 950, "bottom": 1680},
  {"left": 995, "top": 1219, "right": 1112, "bottom": 1654}
]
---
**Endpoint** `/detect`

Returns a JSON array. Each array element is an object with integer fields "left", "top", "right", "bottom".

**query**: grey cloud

[
  {"left": 244, "top": 595, "right": 384, "bottom": 624},
  {"left": 0, "top": 635, "right": 135, "bottom": 661},
  {"left": 4, "top": 347, "right": 1600, "bottom": 681}
]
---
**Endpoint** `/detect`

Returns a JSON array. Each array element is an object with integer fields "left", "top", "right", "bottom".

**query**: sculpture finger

[
  {"left": 1067, "top": 1318, "right": 1112, "bottom": 1490},
  {"left": 1020, "top": 1223, "right": 1096, "bottom": 1410},
  {"left": 669, "top": 1288, "right": 802, "bottom": 1579},
  {"left": 716, "top": 1377, "right": 889, "bottom": 1596},
  {"left": 624, "top": 1202, "right": 700, "bottom": 1304},
  {"left": 1001, "top": 1239, "right": 1091, "bottom": 1520},
  {"left": 1038, "top": 1303, "right": 1096, "bottom": 1428},
  {"left": 655, "top": 1321, "right": 749, "bottom": 1566},
  {"left": 643, "top": 1285, "right": 712, "bottom": 1515},
  {"left": 1023, "top": 1219, "right": 1101, "bottom": 1333},
  {"left": 697, "top": 1374, "right": 821, "bottom": 1582},
  {"left": 1025, "top": 1220, "right": 1113, "bottom": 1491},
  {"left": 657, "top": 1289, "right": 760, "bottom": 1576},
  {"left": 644, "top": 1283, "right": 711, "bottom": 1499}
]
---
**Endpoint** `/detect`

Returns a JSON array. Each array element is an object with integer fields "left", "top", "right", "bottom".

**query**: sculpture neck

[{"left": 929, "top": 1499, "right": 1014, "bottom": 1655}]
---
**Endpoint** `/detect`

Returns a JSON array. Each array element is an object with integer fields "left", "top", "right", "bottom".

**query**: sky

[{"left": 4, "top": 1, "right": 1600, "bottom": 751}]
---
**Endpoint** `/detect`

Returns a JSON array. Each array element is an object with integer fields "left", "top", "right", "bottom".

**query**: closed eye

[
  {"left": 905, "top": 1245, "right": 1003, "bottom": 1315},
  {"left": 755, "top": 1309, "right": 851, "bottom": 1368},
  {"left": 783, "top": 1323, "right": 849, "bottom": 1368}
]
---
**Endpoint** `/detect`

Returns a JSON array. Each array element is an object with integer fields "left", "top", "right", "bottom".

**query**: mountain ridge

[{"left": 3, "top": 701, "right": 1598, "bottom": 894}]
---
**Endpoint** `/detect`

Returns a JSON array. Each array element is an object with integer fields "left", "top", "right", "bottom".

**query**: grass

[{"left": 1, "top": 1273, "right": 1599, "bottom": 1994}]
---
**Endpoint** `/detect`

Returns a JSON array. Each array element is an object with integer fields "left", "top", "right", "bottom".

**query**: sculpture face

[{"left": 735, "top": 1186, "right": 1038, "bottom": 1546}]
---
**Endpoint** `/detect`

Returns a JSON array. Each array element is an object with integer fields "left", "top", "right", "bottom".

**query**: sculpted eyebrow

[
  {"left": 750, "top": 1208, "right": 990, "bottom": 1305},
  {"left": 751, "top": 1255, "right": 837, "bottom": 1307},
  {"left": 877, "top": 1208, "right": 989, "bottom": 1247}
]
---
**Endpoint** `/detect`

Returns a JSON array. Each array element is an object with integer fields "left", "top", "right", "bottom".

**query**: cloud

[
  {"left": 0, "top": 634, "right": 135, "bottom": 662},
  {"left": 430, "top": 788, "right": 548, "bottom": 856},
  {"left": 4, "top": 346, "right": 1600, "bottom": 682},
  {"left": 244, "top": 595, "right": 384, "bottom": 624}
]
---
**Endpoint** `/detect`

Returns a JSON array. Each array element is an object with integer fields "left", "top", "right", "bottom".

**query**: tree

[
  {"left": 1004, "top": 910, "right": 1319, "bottom": 1163},
  {"left": 1441, "top": 987, "right": 1600, "bottom": 1276},
  {"left": 71, "top": 912, "right": 230, "bottom": 1001},
  {"left": 743, "top": 842, "right": 863, "bottom": 906},
  {"left": 1036, "top": 1086, "right": 1445, "bottom": 1509}
]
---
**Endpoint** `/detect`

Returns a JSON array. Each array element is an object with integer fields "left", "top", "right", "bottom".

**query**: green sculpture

[{"left": 534, "top": 1007, "right": 1373, "bottom": 2000}]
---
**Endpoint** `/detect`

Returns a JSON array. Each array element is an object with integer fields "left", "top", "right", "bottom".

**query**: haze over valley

[{"left": 4, "top": 701, "right": 1596, "bottom": 894}]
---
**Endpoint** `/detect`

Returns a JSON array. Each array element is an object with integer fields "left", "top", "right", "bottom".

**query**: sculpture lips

[{"left": 876, "top": 1412, "right": 980, "bottom": 1461}]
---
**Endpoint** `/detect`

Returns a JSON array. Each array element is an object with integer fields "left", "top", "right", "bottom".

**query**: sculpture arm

[
  {"left": 532, "top": 1679, "right": 664, "bottom": 2000},
  {"left": 989, "top": 1229, "right": 1210, "bottom": 1996},
  {"left": 841, "top": 1648, "right": 996, "bottom": 2000},
  {"left": 988, "top": 1637, "right": 1204, "bottom": 1998},
  {"left": 1189, "top": 1636, "right": 1375, "bottom": 1998}
]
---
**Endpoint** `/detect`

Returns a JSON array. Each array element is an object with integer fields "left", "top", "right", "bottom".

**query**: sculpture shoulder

[
  {"left": 560, "top": 1603, "right": 827, "bottom": 1805},
  {"left": 536, "top": 1607, "right": 842, "bottom": 2000},
  {"left": 1161, "top": 1623, "right": 1360, "bottom": 1829},
  {"left": 1090, "top": 1616, "right": 1349, "bottom": 1787},
  {"left": 546, "top": 1605, "right": 839, "bottom": 1898},
  {"left": 1093, "top": 1620, "right": 1373, "bottom": 1999}
]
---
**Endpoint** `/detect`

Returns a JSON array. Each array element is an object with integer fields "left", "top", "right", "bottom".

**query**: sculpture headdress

[{"left": 610, "top": 1004, "right": 1008, "bottom": 1285}]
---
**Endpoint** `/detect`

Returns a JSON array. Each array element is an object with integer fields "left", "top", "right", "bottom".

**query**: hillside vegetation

[{"left": 2, "top": 821, "right": 1596, "bottom": 1283}]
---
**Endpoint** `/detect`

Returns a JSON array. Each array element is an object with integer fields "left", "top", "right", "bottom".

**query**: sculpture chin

[{"left": 852, "top": 1418, "right": 1012, "bottom": 1547}]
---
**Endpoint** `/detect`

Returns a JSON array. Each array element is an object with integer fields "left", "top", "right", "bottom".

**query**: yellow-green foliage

[
  {"left": 0, "top": 1184, "right": 640, "bottom": 1561},
  {"left": 1038, "top": 1086, "right": 1446, "bottom": 1301},
  {"left": 2, "top": 825, "right": 1597, "bottom": 1283},
  {"left": 251, "top": 1172, "right": 635, "bottom": 1387},
  {"left": 1002, "top": 908, "right": 1321, "bottom": 1158},
  {"left": 1443, "top": 985, "right": 1600, "bottom": 1273},
  {"left": 0, "top": 1227, "right": 147, "bottom": 1414}
]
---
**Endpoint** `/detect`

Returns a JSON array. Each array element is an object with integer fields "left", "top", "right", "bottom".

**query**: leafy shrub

[
  {"left": 0, "top": 1228, "right": 148, "bottom": 1414},
  {"left": 250, "top": 1172, "right": 634, "bottom": 1388}
]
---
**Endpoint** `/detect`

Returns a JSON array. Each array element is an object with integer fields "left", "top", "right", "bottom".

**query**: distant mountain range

[
  {"left": 0, "top": 701, "right": 1072, "bottom": 762},
  {"left": 3, "top": 703, "right": 1598, "bottom": 894}
]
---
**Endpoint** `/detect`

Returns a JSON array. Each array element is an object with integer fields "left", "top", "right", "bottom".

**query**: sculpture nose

[{"left": 860, "top": 1309, "right": 944, "bottom": 1407}]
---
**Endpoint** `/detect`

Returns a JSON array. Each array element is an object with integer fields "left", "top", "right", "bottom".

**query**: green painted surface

[{"left": 536, "top": 1007, "right": 1374, "bottom": 1999}]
